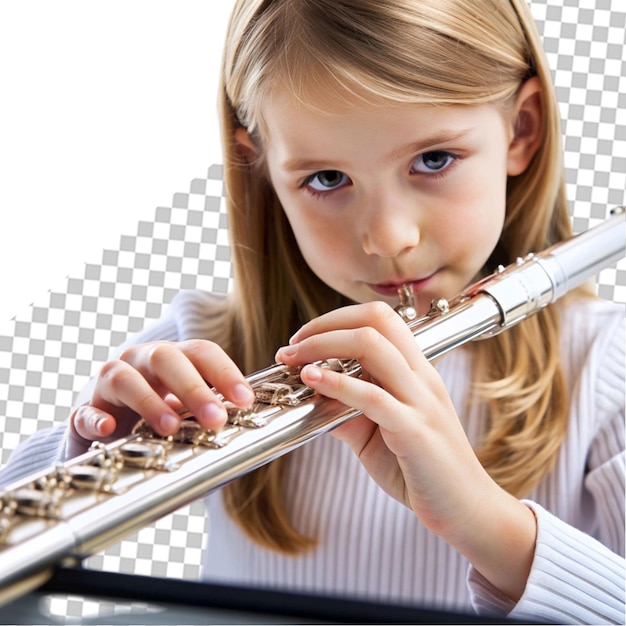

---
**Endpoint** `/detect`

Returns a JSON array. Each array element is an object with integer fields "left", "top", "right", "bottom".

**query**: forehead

[
  {"left": 256, "top": 80, "right": 416, "bottom": 143},
  {"left": 261, "top": 87, "right": 392, "bottom": 145},
  {"left": 251, "top": 60, "right": 513, "bottom": 146},
  {"left": 260, "top": 88, "right": 506, "bottom": 169}
]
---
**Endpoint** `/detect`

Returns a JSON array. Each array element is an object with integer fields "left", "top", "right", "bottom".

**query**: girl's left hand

[{"left": 275, "top": 301, "right": 536, "bottom": 601}]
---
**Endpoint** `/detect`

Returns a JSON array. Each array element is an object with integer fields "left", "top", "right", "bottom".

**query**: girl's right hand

[{"left": 69, "top": 340, "right": 256, "bottom": 447}]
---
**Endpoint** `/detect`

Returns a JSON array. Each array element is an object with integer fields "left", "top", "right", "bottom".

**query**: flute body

[{"left": 0, "top": 208, "right": 624, "bottom": 604}]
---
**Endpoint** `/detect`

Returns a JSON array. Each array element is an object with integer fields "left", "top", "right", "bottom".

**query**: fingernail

[
  {"left": 95, "top": 417, "right": 109, "bottom": 435},
  {"left": 276, "top": 345, "right": 297, "bottom": 361},
  {"left": 201, "top": 402, "right": 226, "bottom": 426},
  {"left": 159, "top": 414, "right": 179, "bottom": 434},
  {"left": 233, "top": 383, "right": 255, "bottom": 406},
  {"left": 302, "top": 364, "right": 323, "bottom": 382}
]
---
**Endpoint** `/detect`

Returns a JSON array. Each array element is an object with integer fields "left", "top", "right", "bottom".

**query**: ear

[
  {"left": 507, "top": 77, "right": 544, "bottom": 176},
  {"left": 234, "top": 127, "right": 259, "bottom": 163}
]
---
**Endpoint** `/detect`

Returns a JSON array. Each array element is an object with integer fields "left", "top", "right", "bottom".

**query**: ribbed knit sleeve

[
  {"left": 468, "top": 502, "right": 625, "bottom": 624},
  {"left": 0, "top": 424, "right": 67, "bottom": 488},
  {"left": 468, "top": 302, "right": 625, "bottom": 624},
  {"left": 584, "top": 314, "right": 625, "bottom": 557}
]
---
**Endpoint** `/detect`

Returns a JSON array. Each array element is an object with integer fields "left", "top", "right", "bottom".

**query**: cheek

[
  {"left": 275, "top": 197, "right": 347, "bottom": 272},
  {"left": 272, "top": 180, "right": 350, "bottom": 252},
  {"left": 435, "top": 174, "right": 506, "bottom": 260},
  {"left": 291, "top": 218, "right": 348, "bottom": 274}
]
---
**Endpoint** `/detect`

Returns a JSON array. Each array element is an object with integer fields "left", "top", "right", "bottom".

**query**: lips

[{"left": 369, "top": 273, "right": 436, "bottom": 298}]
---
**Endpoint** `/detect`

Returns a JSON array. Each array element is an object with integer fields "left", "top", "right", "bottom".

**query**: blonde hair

[{"left": 218, "top": 0, "right": 584, "bottom": 554}]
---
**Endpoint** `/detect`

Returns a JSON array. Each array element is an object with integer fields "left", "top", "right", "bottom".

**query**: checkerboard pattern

[{"left": 0, "top": 1, "right": 624, "bottom": 621}]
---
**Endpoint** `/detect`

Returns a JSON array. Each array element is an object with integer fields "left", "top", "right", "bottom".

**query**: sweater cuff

[
  {"left": 467, "top": 500, "right": 625, "bottom": 624},
  {"left": 56, "top": 422, "right": 91, "bottom": 463}
]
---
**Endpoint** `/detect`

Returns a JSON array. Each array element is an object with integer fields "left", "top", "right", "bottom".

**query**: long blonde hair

[{"left": 218, "top": 0, "right": 582, "bottom": 554}]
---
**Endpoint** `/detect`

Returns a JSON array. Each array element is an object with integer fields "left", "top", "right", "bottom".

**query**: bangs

[{"left": 228, "top": 0, "right": 532, "bottom": 132}]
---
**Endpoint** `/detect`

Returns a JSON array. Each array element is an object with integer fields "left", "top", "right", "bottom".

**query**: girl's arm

[
  {"left": 276, "top": 301, "right": 537, "bottom": 601},
  {"left": 275, "top": 300, "right": 626, "bottom": 621},
  {"left": 470, "top": 500, "right": 625, "bottom": 624},
  {"left": 483, "top": 312, "right": 625, "bottom": 624}
]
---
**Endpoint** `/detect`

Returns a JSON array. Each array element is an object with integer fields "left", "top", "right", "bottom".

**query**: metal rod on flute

[{"left": 0, "top": 206, "right": 624, "bottom": 605}]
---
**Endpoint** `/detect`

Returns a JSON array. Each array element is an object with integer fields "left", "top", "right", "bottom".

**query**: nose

[{"left": 361, "top": 194, "right": 421, "bottom": 257}]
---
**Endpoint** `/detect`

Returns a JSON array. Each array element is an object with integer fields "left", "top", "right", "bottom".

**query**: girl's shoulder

[
  {"left": 115, "top": 290, "right": 232, "bottom": 351},
  {"left": 168, "top": 289, "right": 232, "bottom": 342},
  {"left": 170, "top": 289, "right": 230, "bottom": 315},
  {"left": 559, "top": 295, "right": 624, "bottom": 342}
]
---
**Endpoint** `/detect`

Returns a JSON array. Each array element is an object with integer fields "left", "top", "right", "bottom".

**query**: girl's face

[{"left": 262, "top": 92, "right": 520, "bottom": 315}]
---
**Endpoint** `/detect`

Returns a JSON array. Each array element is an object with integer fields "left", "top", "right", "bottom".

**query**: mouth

[{"left": 368, "top": 273, "right": 437, "bottom": 298}]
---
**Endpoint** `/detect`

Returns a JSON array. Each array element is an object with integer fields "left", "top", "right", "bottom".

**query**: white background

[{"left": 0, "top": 1, "right": 236, "bottom": 322}]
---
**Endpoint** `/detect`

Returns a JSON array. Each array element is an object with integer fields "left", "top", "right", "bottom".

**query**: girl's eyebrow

[
  {"left": 387, "top": 129, "right": 473, "bottom": 162},
  {"left": 283, "top": 158, "right": 341, "bottom": 173},
  {"left": 282, "top": 128, "right": 473, "bottom": 173}
]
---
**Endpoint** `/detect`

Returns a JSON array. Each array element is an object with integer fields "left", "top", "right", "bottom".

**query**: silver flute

[{"left": 0, "top": 207, "right": 624, "bottom": 605}]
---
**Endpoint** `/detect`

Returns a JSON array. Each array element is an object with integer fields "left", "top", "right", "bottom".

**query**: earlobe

[{"left": 507, "top": 77, "right": 544, "bottom": 176}]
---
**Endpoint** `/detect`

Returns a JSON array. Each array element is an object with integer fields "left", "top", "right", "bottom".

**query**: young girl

[{"left": 2, "top": 0, "right": 624, "bottom": 622}]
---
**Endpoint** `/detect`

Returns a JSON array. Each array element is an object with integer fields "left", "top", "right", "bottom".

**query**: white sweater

[{"left": 2, "top": 291, "right": 624, "bottom": 624}]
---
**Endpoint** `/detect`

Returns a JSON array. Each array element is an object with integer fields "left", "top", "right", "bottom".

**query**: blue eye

[
  {"left": 306, "top": 170, "right": 350, "bottom": 193},
  {"left": 411, "top": 151, "right": 455, "bottom": 174}
]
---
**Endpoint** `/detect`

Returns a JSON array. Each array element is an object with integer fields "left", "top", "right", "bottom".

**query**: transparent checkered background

[{"left": 0, "top": 1, "right": 624, "bottom": 622}]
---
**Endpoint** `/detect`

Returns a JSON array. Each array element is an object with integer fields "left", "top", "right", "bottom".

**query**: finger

[
  {"left": 178, "top": 340, "right": 255, "bottom": 407},
  {"left": 122, "top": 342, "right": 253, "bottom": 430},
  {"left": 93, "top": 359, "right": 196, "bottom": 435},
  {"left": 289, "top": 302, "right": 396, "bottom": 342},
  {"left": 300, "top": 362, "right": 447, "bottom": 454},
  {"left": 299, "top": 363, "right": 407, "bottom": 435},
  {"left": 277, "top": 326, "right": 423, "bottom": 404},
  {"left": 163, "top": 393, "right": 185, "bottom": 412},
  {"left": 72, "top": 404, "right": 118, "bottom": 441},
  {"left": 124, "top": 341, "right": 255, "bottom": 415},
  {"left": 288, "top": 301, "right": 424, "bottom": 369}
]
